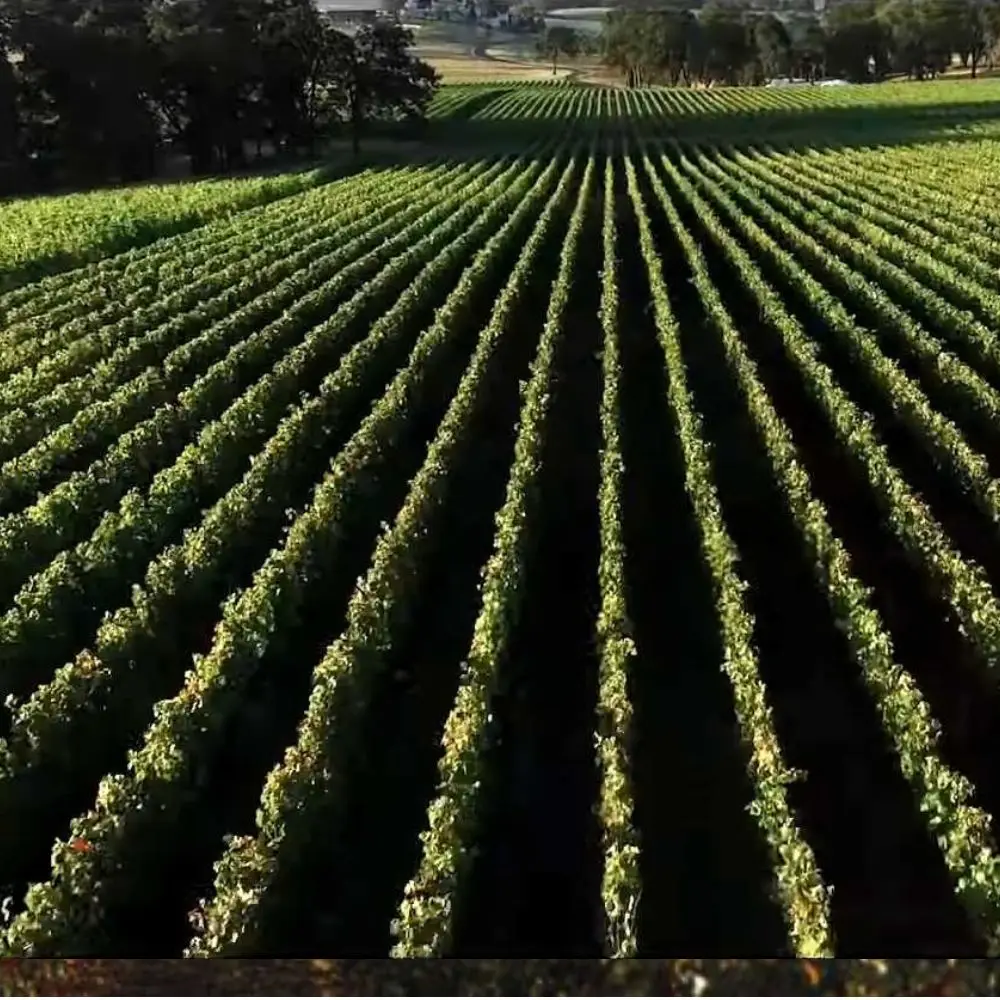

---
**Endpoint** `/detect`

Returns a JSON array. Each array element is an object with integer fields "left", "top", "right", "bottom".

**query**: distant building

[{"left": 315, "top": 0, "right": 395, "bottom": 22}]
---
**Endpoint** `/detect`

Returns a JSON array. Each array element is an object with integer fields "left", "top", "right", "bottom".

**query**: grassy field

[
  {"left": 411, "top": 21, "right": 604, "bottom": 82},
  {"left": 3, "top": 80, "right": 1000, "bottom": 960}
]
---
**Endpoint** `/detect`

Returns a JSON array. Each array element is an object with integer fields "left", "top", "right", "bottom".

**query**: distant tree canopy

[
  {"left": 538, "top": 24, "right": 581, "bottom": 74},
  {"left": 600, "top": 0, "right": 1000, "bottom": 86},
  {"left": 0, "top": 0, "right": 439, "bottom": 191}
]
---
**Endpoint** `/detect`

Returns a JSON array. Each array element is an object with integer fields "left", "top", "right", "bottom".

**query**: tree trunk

[
  {"left": 226, "top": 136, "right": 245, "bottom": 171},
  {"left": 188, "top": 135, "right": 214, "bottom": 175}
]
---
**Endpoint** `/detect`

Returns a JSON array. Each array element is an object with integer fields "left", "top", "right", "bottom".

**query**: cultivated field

[
  {"left": 0, "top": 169, "right": 327, "bottom": 292},
  {"left": 4, "top": 81, "right": 1000, "bottom": 959}
]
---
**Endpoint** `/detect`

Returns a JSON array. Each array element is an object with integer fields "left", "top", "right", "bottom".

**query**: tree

[
  {"left": 877, "top": 0, "right": 932, "bottom": 78},
  {"left": 539, "top": 24, "right": 579, "bottom": 75},
  {"left": 923, "top": 0, "right": 964, "bottom": 73},
  {"left": 602, "top": 7, "right": 700, "bottom": 85},
  {"left": 602, "top": 9, "right": 648, "bottom": 85},
  {"left": 698, "top": 0, "right": 753, "bottom": 85},
  {"left": 646, "top": 8, "right": 699, "bottom": 84},
  {"left": 953, "top": 0, "right": 1000, "bottom": 77},
  {"left": 0, "top": 0, "right": 445, "bottom": 191},
  {"left": 9, "top": 0, "right": 159, "bottom": 183},
  {"left": 753, "top": 13, "right": 792, "bottom": 80},
  {"left": 0, "top": 7, "right": 19, "bottom": 177},
  {"left": 147, "top": 0, "right": 262, "bottom": 172},
  {"left": 824, "top": 0, "right": 885, "bottom": 79},
  {"left": 253, "top": 0, "right": 334, "bottom": 154},
  {"left": 791, "top": 15, "right": 827, "bottom": 79},
  {"left": 318, "top": 19, "right": 438, "bottom": 156}
]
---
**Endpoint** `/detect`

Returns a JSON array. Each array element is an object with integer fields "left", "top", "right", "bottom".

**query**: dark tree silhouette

[{"left": 0, "top": 0, "right": 439, "bottom": 192}]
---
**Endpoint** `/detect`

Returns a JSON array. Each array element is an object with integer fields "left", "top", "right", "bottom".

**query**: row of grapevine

[
  {"left": 427, "top": 85, "right": 503, "bottom": 118},
  {"left": 0, "top": 152, "right": 557, "bottom": 904},
  {"left": 625, "top": 148, "right": 834, "bottom": 957},
  {"left": 701, "top": 151, "right": 1000, "bottom": 527},
  {"left": 653, "top": 142, "right": 1000, "bottom": 953},
  {"left": 688, "top": 148, "right": 1000, "bottom": 678},
  {"left": 720, "top": 149, "right": 1000, "bottom": 396},
  {"left": 0, "top": 168, "right": 383, "bottom": 351},
  {"left": 783, "top": 147, "right": 1000, "bottom": 270},
  {"left": 593, "top": 153, "right": 640, "bottom": 960},
  {"left": 0, "top": 164, "right": 452, "bottom": 455},
  {"left": 757, "top": 148, "right": 1000, "bottom": 297},
  {"left": 740, "top": 148, "right": 1000, "bottom": 336},
  {"left": 733, "top": 146, "right": 1000, "bottom": 383},
  {"left": 697, "top": 146, "right": 1000, "bottom": 445},
  {"left": 185, "top": 149, "right": 578, "bottom": 957},
  {"left": 431, "top": 80, "right": 1000, "bottom": 129},
  {"left": 0, "top": 153, "right": 535, "bottom": 709},
  {"left": 468, "top": 85, "right": 572, "bottom": 124},
  {"left": 0, "top": 165, "right": 455, "bottom": 422},
  {"left": 0, "top": 171, "right": 421, "bottom": 391},
  {"left": 715, "top": 144, "right": 1000, "bottom": 503},
  {"left": 0, "top": 157, "right": 499, "bottom": 602},
  {"left": 0, "top": 155, "right": 564, "bottom": 958},
  {"left": 0, "top": 168, "right": 327, "bottom": 293},
  {"left": 833, "top": 143, "right": 1000, "bottom": 226},
  {"left": 390, "top": 148, "right": 594, "bottom": 957}
]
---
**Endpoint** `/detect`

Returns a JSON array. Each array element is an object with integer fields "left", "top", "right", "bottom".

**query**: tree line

[
  {"left": 598, "top": 0, "right": 1000, "bottom": 86},
  {"left": 0, "top": 0, "right": 438, "bottom": 193}
]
